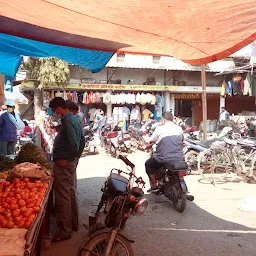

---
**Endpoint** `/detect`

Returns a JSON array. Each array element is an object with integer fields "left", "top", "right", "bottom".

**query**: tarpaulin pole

[
  {"left": 0, "top": 74, "right": 4, "bottom": 105},
  {"left": 201, "top": 64, "right": 207, "bottom": 139}
]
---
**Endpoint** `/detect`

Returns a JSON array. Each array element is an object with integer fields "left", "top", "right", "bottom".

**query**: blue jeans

[{"left": 0, "top": 140, "right": 16, "bottom": 156}]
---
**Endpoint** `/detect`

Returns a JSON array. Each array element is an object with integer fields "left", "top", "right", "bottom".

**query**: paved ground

[{"left": 42, "top": 149, "right": 256, "bottom": 256}]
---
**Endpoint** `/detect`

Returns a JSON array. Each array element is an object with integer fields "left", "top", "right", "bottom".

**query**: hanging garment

[
  {"left": 232, "top": 75, "right": 242, "bottom": 95},
  {"left": 220, "top": 80, "right": 226, "bottom": 96},
  {"left": 226, "top": 81, "right": 232, "bottom": 96},
  {"left": 244, "top": 72, "right": 253, "bottom": 96},
  {"left": 74, "top": 91, "right": 78, "bottom": 102},
  {"left": 118, "top": 107, "right": 124, "bottom": 121},
  {"left": 130, "top": 93, "right": 136, "bottom": 104},
  {"left": 130, "top": 106, "right": 140, "bottom": 121},
  {"left": 146, "top": 93, "right": 152, "bottom": 104},
  {"left": 136, "top": 93, "right": 141, "bottom": 103},
  {"left": 95, "top": 92, "right": 101, "bottom": 103},
  {"left": 82, "top": 92, "right": 87, "bottom": 104},
  {"left": 151, "top": 94, "right": 156, "bottom": 105},
  {"left": 113, "top": 107, "right": 119, "bottom": 122},
  {"left": 154, "top": 105, "right": 162, "bottom": 120},
  {"left": 103, "top": 91, "right": 112, "bottom": 104},
  {"left": 241, "top": 79, "right": 245, "bottom": 94}
]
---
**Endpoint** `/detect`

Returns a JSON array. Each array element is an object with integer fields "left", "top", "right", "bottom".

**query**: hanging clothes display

[{"left": 244, "top": 72, "right": 253, "bottom": 96}]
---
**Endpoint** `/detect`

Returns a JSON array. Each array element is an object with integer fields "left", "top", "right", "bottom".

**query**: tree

[
  {"left": 20, "top": 57, "right": 70, "bottom": 87},
  {"left": 19, "top": 57, "right": 70, "bottom": 118}
]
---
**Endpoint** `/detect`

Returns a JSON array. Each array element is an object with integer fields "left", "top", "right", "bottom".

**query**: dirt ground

[{"left": 41, "top": 150, "right": 256, "bottom": 256}]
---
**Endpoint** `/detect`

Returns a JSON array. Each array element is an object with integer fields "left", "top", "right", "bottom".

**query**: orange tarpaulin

[{"left": 0, "top": 0, "right": 256, "bottom": 64}]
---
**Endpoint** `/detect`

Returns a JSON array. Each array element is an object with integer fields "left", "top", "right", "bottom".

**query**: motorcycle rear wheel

[{"left": 79, "top": 232, "right": 134, "bottom": 256}]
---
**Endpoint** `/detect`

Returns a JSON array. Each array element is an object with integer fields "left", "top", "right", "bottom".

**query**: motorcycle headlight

[{"left": 134, "top": 198, "right": 148, "bottom": 214}]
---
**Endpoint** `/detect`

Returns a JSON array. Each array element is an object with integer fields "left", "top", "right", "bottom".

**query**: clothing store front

[{"left": 41, "top": 83, "right": 178, "bottom": 127}]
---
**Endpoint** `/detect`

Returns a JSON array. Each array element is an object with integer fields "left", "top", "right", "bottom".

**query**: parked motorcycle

[
  {"left": 83, "top": 125, "right": 98, "bottom": 155},
  {"left": 80, "top": 155, "right": 148, "bottom": 256},
  {"left": 110, "top": 128, "right": 132, "bottom": 158}
]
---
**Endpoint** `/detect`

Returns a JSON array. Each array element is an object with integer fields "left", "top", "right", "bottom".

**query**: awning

[
  {"left": 0, "top": 0, "right": 255, "bottom": 64},
  {"left": 0, "top": 33, "right": 113, "bottom": 77}
]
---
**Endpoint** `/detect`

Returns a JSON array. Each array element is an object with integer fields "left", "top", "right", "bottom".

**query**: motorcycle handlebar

[{"left": 118, "top": 155, "right": 135, "bottom": 169}]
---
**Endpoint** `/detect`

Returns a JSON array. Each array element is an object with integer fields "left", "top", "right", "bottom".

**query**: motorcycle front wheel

[{"left": 79, "top": 232, "right": 134, "bottom": 256}]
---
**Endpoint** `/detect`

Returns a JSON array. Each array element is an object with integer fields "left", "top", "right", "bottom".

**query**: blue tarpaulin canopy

[{"left": 0, "top": 33, "right": 113, "bottom": 78}]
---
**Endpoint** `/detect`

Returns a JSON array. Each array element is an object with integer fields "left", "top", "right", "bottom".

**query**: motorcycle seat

[
  {"left": 186, "top": 138, "right": 219, "bottom": 149},
  {"left": 107, "top": 173, "right": 128, "bottom": 192},
  {"left": 165, "top": 161, "right": 188, "bottom": 171}
]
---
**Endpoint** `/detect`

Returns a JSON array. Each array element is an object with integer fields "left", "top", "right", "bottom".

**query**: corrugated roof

[{"left": 106, "top": 54, "right": 235, "bottom": 72}]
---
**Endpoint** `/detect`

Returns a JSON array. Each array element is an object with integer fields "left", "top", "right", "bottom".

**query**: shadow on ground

[{"left": 41, "top": 176, "right": 256, "bottom": 256}]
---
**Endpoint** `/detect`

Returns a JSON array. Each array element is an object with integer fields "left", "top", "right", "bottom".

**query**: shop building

[{"left": 21, "top": 54, "right": 255, "bottom": 126}]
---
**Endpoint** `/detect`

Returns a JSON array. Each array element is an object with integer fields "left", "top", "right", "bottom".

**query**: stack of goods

[{"left": 0, "top": 143, "right": 52, "bottom": 230}]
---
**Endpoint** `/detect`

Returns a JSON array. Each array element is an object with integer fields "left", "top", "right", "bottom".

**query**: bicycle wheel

[{"left": 198, "top": 147, "right": 232, "bottom": 184}]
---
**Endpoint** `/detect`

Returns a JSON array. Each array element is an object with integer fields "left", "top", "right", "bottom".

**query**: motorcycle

[
  {"left": 110, "top": 127, "right": 132, "bottom": 158},
  {"left": 83, "top": 125, "right": 98, "bottom": 155},
  {"left": 155, "top": 161, "right": 194, "bottom": 212},
  {"left": 80, "top": 155, "right": 148, "bottom": 256}
]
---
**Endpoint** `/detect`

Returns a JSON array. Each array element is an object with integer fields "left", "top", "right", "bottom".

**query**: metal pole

[{"left": 201, "top": 64, "right": 207, "bottom": 139}]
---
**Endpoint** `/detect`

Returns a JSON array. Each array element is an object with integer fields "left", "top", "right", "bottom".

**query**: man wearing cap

[{"left": 0, "top": 100, "right": 24, "bottom": 155}]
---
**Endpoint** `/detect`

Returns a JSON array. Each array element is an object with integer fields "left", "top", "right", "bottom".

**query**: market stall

[{"left": 0, "top": 143, "right": 53, "bottom": 256}]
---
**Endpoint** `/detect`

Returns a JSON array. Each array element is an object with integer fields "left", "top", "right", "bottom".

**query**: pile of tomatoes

[{"left": 0, "top": 178, "right": 48, "bottom": 229}]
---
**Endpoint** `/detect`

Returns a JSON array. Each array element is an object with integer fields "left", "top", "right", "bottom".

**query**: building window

[
  {"left": 117, "top": 53, "right": 125, "bottom": 63},
  {"left": 152, "top": 56, "right": 161, "bottom": 64}
]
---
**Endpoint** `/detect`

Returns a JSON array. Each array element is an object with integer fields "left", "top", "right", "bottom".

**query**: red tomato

[
  {"left": 23, "top": 178, "right": 29, "bottom": 183},
  {"left": 43, "top": 183, "right": 49, "bottom": 189},
  {"left": 5, "top": 197, "right": 11, "bottom": 204},
  {"left": 23, "top": 208, "right": 33, "bottom": 218},
  {"left": 17, "top": 219, "right": 25, "bottom": 228},
  {"left": 29, "top": 214, "right": 36, "bottom": 222},
  {"left": 14, "top": 216, "right": 22, "bottom": 224},
  {"left": 24, "top": 220, "right": 32, "bottom": 229},
  {"left": 4, "top": 182, "right": 10, "bottom": 187},
  {"left": 26, "top": 183, "right": 33, "bottom": 189},
  {"left": 15, "top": 194, "right": 22, "bottom": 200},
  {"left": 9, "top": 204, "right": 18, "bottom": 211},
  {"left": 12, "top": 209, "right": 21, "bottom": 217},
  {"left": 6, "top": 221, "right": 15, "bottom": 229},
  {"left": 27, "top": 203, "right": 34, "bottom": 209},
  {"left": 18, "top": 199, "right": 26, "bottom": 207},
  {"left": 0, "top": 219, "right": 7, "bottom": 228},
  {"left": 14, "top": 183, "right": 21, "bottom": 189},
  {"left": 33, "top": 206, "right": 40, "bottom": 213},
  {"left": 14, "top": 178, "right": 21, "bottom": 184},
  {"left": 20, "top": 206, "right": 27, "bottom": 213}
]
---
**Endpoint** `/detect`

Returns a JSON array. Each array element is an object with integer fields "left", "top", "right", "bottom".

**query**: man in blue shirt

[{"left": 49, "top": 97, "right": 82, "bottom": 242}]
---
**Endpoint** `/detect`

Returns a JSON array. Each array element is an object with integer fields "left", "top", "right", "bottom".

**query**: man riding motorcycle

[{"left": 144, "top": 111, "right": 185, "bottom": 192}]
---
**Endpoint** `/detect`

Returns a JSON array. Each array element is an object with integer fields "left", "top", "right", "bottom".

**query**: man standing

[
  {"left": 49, "top": 97, "right": 81, "bottom": 242},
  {"left": 0, "top": 100, "right": 24, "bottom": 155},
  {"left": 219, "top": 107, "right": 230, "bottom": 121}
]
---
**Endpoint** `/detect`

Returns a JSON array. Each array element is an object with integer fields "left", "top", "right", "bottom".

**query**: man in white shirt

[{"left": 144, "top": 112, "right": 184, "bottom": 192}]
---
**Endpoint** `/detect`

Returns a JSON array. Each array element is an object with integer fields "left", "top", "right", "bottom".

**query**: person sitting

[
  {"left": 144, "top": 111, "right": 184, "bottom": 192},
  {"left": 20, "top": 121, "right": 32, "bottom": 137}
]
